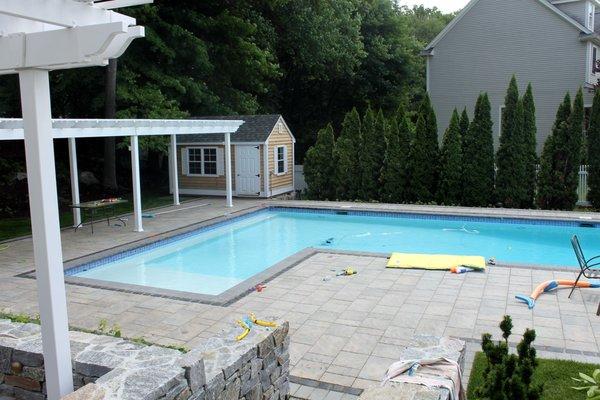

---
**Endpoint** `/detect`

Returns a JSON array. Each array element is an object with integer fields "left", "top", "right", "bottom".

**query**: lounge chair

[{"left": 569, "top": 235, "right": 600, "bottom": 299}]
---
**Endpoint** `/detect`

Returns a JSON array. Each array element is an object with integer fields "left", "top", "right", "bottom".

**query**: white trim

[
  {"left": 270, "top": 185, "right": 294, "bottom": 197},
  {"left": 224, "top": 132, "right": 233, "bottom": 208},
  {"left": 0, "top": 118, "right": 244, "bottom": 141},
  {"left": 274, "top": 145, "right": 287, "bottom": 175},
  {"left": 130, "top": 135, "right": 143, "bottom": 232},
  {"left": 425, "top": 0, "right": 592, "bottom": 52},
  {"left": 185, "top": 146, "right": 220, "bottom": 177},
  {"left": 169, "top": 135, "right": 179, "bottom": 205},
  {"left": 67, "top": 137, "right": 81, "bottom": 227},
  {"left": 278, "top": 116, "right": 297, "bottom": 143},
  {"left": 263, "top": 141, "right": 270, "bottom": 195}
]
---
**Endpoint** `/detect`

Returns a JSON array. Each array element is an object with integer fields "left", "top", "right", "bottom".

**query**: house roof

[
  {"left": 423, "top": 0, "right": 593, "bottom": 54},
  {"left": 177, "top": 114, "right": 282, "bottom": 143}
]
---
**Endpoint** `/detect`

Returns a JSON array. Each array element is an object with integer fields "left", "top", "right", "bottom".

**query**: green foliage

[
  {"left": 588, "top": 90, "right": 600, "bottom": 208},
  {"left": 303, "top": 125, "right": 336, "bottom": 200},
  {"left": 97, "top": 319, "right": 122, "bottom": 338},
  {"left": 462, "top": 94, "right": 495, "bottom": 207},
  {"left": 359, "top": 108, "right": 386, "bottom": 200},
  {"left": 469, "top": 353, "right": 599, "bottom": 400},
  {"left": 496, "top": 76, "right": 528, "bottom": 208},
  {"left": 475, "top": 315, "right": 542, "bottom": 400},
  {"left": 334, "top": 108, "right": 363, "bottom": 200},
  {"left": 381, "top": 107, "right": 411, "bottom": 203},
  {"left": 459, "top": 107, "right": 470, "bottom": 150},
  {"left": 406, "top": 94, "right": 439, "bottom": 202},
  {"left": 437, "top": 109, "right": 463, "bottom": 205},
  {"left": 538, "top": 90, "right": 583, "bottom": 210},
  {"left": 572, "top": 369, "right": 600, "bottom": 399},
  {"left": 0, "top": 311, "right": 40, "bottom": 325},
  {"left": 522, "top": 84, "right": 538, "bottom": 208}
]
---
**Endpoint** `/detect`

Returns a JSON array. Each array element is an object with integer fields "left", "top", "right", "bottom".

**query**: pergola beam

[
  {"left": 0, "top": 0, "right": 135, "bottom": 30},
  {"left": 0, "top": 118, "right": 243, "bottom": 141}
]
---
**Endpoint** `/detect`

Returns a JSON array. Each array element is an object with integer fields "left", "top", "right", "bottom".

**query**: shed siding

[
  {"left": 428, "top": 0, "right": 593, "bottom": 153},
  {"left": 177, "top": 144, "right": 235, "bottom": 191},
  {"left": 267, "top": 119, "right": 294, "bottom": 191}
]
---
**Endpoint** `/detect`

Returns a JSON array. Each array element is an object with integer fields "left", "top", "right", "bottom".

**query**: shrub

[
  {"left": 359, "top": 107, "right": 386, "bottom": 200},
  {"left": 304, "top": 124, "right": 336, "bottom": 200},
  {"left": 588, "top": 90, "right": 600, "bottom": 209},
  {"left": 406, "top": 94, "right": 438, "bottom": 202},
  {"left": 381, "top": 107, "right": 411, "bottom": 203},
  {"left": 334, "top": 108, "right": 362, "bottom": 200},
  {"left": 522, "top": 84, "right": 538, "bottom": 208},
  {"left": 437, "top": 109, "right": 463, "bottom": 205},
  {"left": 495, "top": 76, "right": 528, "bottom": 208},
  {"left": 538, "top": 89, "right": 584, "bottom": 210},
  {"left": 475, "top": 315, "right": 542, "bottom": 400},
  {"left": 462, "top": 93, "right": 495, "bottom": 206}
]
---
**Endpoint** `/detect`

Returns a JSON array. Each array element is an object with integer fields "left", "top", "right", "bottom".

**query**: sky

[{"left": 398, "top": 0, "right": 470, "bottom": 13}]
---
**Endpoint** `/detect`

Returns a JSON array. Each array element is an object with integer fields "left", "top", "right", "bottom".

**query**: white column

[
  {"left": 130, "top": 135, "right": 143, "bottom": 232},
  {"left": 224, "top": 132, "right": 233, "bottom": 208},
  {"left": 19, "top": 69, "right": 74, "bottom": 400},
  {"left": 170, "top": 134, "right": 180, "bottom": 206},
  {"left": 67, "top": 138, "right": 81, "bottom": 227}
]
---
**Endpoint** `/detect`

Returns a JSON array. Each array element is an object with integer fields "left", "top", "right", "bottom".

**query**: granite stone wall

[{"left": 0, "top": 317, "right": 289, "bottom": 400}]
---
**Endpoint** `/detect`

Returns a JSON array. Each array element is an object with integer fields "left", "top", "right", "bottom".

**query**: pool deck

[{"left": 2, "top": 198, "right": 600, "bottom": 397}]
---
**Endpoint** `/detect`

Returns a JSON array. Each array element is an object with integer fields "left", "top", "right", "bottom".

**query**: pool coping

[{"left": 16, "top": 203, "right": 590, "bottom": 306}]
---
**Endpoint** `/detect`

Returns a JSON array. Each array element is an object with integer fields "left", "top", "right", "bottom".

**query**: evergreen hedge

[
  {"left": 406, "top": 94, "right": 438, "bottom": 202},
  {"left": 462, "top": 93, "right": 495, "bottom": 207},
  {"left": 522, "top": 84, "right": 538, "bottom": 209},
  {"left": 588, "top": 90, "right": 600, "bottom": 208},
  {"left": 381, "top": 107, "right": 410, "bottom": 203},
  {"left": 437, "top": 109, "right": 463, "bottom": 205},
  {"left": 333, "top": 108, "right": 362, "bottom": 200},
  {"left": 303, "top": 124, "right": 336, "bottom": 200}
]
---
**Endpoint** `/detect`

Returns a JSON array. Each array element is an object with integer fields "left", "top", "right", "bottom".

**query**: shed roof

[{"left": 177, "top": 114, "right": 282, "bottom": 143}]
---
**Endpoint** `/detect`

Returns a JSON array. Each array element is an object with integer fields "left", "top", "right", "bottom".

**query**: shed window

[
  {"left": 187, "top": 147, "right": 218, "bottom": 176},
  {"left": 275, "top": 145, "right": 287, "bottom": 174}
]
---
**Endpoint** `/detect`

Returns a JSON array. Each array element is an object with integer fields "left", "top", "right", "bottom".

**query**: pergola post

[
  {"left": 130, "top": 135, "right": 143, "bottom": 232},
  {"left": 170, "top": 134, "right": 180, "bottom": 206},
  {"left": 224, "top": 132, "right": 233, "bottom": 208},
  {"left": 68, "top": 137, "right": 81, "bottom": 227},
  {"left": 19, "top": 69, "right": 74, "bottom": 400}
]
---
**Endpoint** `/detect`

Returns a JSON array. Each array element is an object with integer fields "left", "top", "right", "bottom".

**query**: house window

[
  {"left": 187, "top": 147, "right": 218, "bottom": 176},
  {"left": 275, "top": 145, "right": 287, "bottom": 174},
  {"left": 594, "top": 46, "right": 599, "bottom": 74}
]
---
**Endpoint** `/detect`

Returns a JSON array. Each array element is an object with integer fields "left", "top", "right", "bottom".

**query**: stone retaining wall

[{"left": 0, "top": 317, "right": 289, "bottom": 400}]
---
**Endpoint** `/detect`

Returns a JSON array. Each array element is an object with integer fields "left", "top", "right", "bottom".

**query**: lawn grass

[
  {"left": 467, "top": 352, "right": 600, "bottom": 399},
  {"left": 0, "top": 193, "right": 194, "bottom": 242}
]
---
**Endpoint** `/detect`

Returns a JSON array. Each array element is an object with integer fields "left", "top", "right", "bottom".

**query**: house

[
  {"left": 175, "top": 115, "right": 295, "bottom": 198},
  {"left": 422, "top": 0, "right": 600, "bottom": 152}
]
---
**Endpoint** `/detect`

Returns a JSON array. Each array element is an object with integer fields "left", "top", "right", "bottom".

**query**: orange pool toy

[{"left": 516, "top": 279, "right": 600, "bottom": 309}]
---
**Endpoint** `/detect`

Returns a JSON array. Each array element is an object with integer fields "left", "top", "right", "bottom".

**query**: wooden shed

[{"left": 174, "top": 115, "right": 295, "bottom": 198}]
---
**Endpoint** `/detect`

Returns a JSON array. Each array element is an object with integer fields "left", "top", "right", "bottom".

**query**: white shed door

[{"left": 235, "top": 145, "right": 261, "bottom": 196}]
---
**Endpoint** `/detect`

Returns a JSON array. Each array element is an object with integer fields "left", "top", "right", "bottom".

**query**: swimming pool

[{"left": 67, "top": 207, "right": 600, "bottom": 296}]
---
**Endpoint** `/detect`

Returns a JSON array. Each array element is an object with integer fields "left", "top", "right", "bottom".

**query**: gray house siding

[
  {"left": 427, "top": 0, "right": 594, "bottom": 153},
  {"left": 555, "top": 1, "right": 587, "bottom": 26}
]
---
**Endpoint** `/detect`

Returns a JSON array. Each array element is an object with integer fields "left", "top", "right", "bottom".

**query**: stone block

[
  {"left": 222, "top": 376, "right": 241, "bottom": 400},
  {"left": 241, "top": 376, "right": 259, "bottom": 396},
  {"left": 13, "top": 385, "right": 45, "bottom": 400},
  {"left": 4, "top": 374, "right": 41, "bottom": 391},
  {"left": 178, "top": 350, "right": 206, "bottom": 393},
  {"left": 61, "top": 383, "right": 106, "bottom": 400},
  {"left": 257, "top": 336, "right": 274, "bottom": 358},
  {"left": 205, "top": 371, "right": 225, "bottom": 400},
  {"left": 73, "top": 350, "right": 123, "bottom": 377},
  {"left": 0, "top": 346, "right": 12, "bottom": 374},
  {"left": 272, "top": 323, "right": 289, "bottom": 347},
  {"left": 188, "top": 387, "right": 205, "bottom": 400},
  {"left": 12, "top": 338, "right": 44, "bottom": 367},
  {"left": 21, "top": 366, "right": 44, "bottom": 381}
]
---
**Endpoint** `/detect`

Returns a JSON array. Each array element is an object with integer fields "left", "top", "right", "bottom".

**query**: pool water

[{"left": 72, "top": 209, "right": 600, "bottom": 295}]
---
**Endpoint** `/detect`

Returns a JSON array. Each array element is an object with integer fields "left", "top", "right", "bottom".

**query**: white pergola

[
  {"left": 0, "top": 118, "right": 242, "bottom": 230},
  {"left": 0, "top": 1, "right": 242, "bottom": 399}
]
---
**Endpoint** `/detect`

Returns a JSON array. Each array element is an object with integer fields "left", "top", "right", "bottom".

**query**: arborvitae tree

[
  {"left": 588, "top": 90, "right": 600, "bottom": 208},
  {"left": 462, "top": 93, "right": 495, "bottom": 206},
  {"left": 459, "top": 107, "right": 470, "bottom": 149},
  {"left": 495, "top": 76, "right": 528, "bottom": 208},
  {"left": 406, "top": 94, "right": 438, "bottom": 203},
  {"left": 475, "top": 316, "right": 542, "bottom": 400},
  {"left": 522, "top": 84, "right": 538, "bottom": 208},
  {"left": 303, "top": 124, "right": 336, "bottom": 200},
  {"left": 565, "top": 88, "right": 585, "bottom": 207},
  {"left": 334, "top": 108, "right": 362, "bottom": 200},
  {"left": 359, "top": 107, "right": 386, "bottom": 200},
  {"left": 381, "top": 107, "right": 411, "bottom": 203},
  {"left": 437, "top": 109, "right": 463, "bottom": 205},
  {"left": 537, "top": 93, "right": 572, "bottom": 209}
]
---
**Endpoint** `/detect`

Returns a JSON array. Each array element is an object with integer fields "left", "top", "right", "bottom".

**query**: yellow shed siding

[
  {"left": 267, "top": 120, "right": 294, "bottom": 191},
  {"left": 177, "top": 144, "right": 235, "bottom": 191}
]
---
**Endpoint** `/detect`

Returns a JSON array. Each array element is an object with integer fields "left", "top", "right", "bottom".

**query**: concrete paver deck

[{"left": 1, "top": 199, "right": 600, "bottom": 392}]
